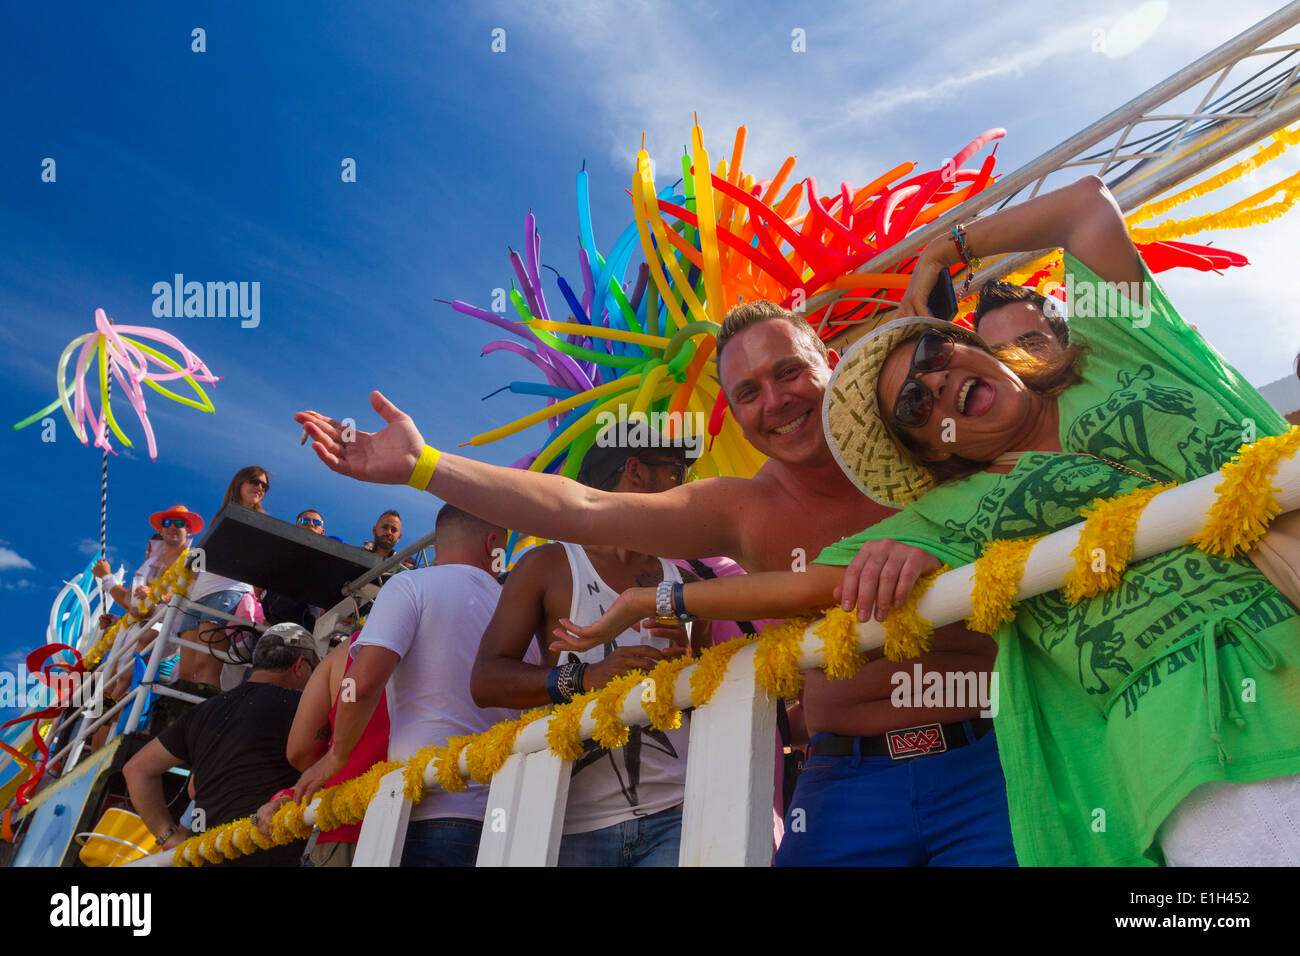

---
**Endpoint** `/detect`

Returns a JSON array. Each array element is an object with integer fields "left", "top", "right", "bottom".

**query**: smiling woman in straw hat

[{"left": 556, "top": 176, "right": 1300, "bottom": 867}]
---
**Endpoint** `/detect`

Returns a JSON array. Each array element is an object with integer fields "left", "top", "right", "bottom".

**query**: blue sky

[{"left": 2, "top": 0, "right": 1297, "bottom": 715}]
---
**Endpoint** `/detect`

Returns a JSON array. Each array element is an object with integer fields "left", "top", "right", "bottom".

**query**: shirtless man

[{"left": 295, "top": 300, "right": 1015, "bottom": 866}]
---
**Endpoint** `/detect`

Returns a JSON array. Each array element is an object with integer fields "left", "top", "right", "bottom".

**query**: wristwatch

[{"left": 653, "top": 580, "right": 678, "bottom": 626}]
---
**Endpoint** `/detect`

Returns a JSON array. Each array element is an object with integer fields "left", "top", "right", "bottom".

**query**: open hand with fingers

[
  {"left": 294, "top": 391, "right": 425, "bottom": 485},
  {"left": 551, "top": 587, "right": 656, "bottom": 654},
  {"left": 833, "top": 538, "right": 942, "bottom": 622}
]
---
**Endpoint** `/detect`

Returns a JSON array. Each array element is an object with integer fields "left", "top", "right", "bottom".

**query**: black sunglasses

[
  {"left": 890, "top": 331, "right": 956, "bottom": 430},
  {"left": 245, "top": 478, "right": 269, "bottom": 491}
]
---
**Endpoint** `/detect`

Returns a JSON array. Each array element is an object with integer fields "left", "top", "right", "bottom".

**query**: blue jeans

[
  {"left": 775, "top": 725, "right": 1017, "bottom": 866},
  {"left": 557, "top": 805, "right": 682, "bottom": 867},
  {"left": 176, "top": 589, "right": 244, "bottom": 632},
  {"left": 400, "top": 818, "right": 482, "bottom": 867}
]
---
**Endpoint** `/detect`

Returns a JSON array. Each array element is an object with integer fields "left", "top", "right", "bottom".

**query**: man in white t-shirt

[
  {"left": 293, "top": 504, "right": 528, "bottom": 866},
  {"left": 471, "top": 423, "right": 708, "bottom": 866}
]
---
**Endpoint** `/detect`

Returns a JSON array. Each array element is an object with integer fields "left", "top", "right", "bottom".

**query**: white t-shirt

[
  {"left": 558, "top": 543, "right": 689, "bottom": 835},
  {"left": 187, "top": 571, "right": 253, "bottom": 603},
  {"left": 353, "top": 564, "right": 531, "bottom": 822}
]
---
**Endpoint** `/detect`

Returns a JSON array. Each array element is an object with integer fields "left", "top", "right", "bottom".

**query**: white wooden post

[
  {"left": 476, "top": 749, "right": 572, "bottom": 866},
  {"left": 352, "top": 768, "right": 412, "bottom": 867},
  {"left": 679, "top": 644, "right": 776, "bottom": 866}
]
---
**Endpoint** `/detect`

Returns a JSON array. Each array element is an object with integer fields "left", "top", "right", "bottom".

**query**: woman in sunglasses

[
  {"left": 175, "top": 465, "right": 271, "bottom": 692},
  {"left": 557, "top": 176, "right": 1300, "bottom": 867}
]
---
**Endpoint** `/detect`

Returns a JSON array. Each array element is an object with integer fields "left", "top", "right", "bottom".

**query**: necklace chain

[{"left": 1067, "top": 452, "right": 1162, "bottom": 486}]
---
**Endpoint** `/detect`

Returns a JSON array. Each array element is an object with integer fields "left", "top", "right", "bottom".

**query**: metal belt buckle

[{"left": 885, "top": 722, "right": 947, "bottom": 760}]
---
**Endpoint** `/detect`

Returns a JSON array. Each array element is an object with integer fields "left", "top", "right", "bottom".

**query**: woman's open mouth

[{"left": 956, "top": 377, "right": 995, "bottom": 417}]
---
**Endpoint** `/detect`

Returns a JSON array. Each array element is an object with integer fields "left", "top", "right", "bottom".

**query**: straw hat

[{"left": 822, "top": 316, "right": 987, "bottom": 509}]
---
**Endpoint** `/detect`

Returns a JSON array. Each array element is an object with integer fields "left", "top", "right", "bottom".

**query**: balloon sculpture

[
  {"left": 448, "top": 122, "right": 1007, "bottom": 562},
  {"left": 12, "top": 306, "right": 219, "bottom": 459},
  {"left": 446, "top": 120, "right": 1281, "bottom": 563}
]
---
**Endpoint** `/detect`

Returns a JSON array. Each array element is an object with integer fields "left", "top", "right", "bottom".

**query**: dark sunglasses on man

[
  {"left": 159, "top": 518, "right": 190, "bottom": 529},
  {"left": 890, "top": 330, "right": 957, "bottom": 430}
]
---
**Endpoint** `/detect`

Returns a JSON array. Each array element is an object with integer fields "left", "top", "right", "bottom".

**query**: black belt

[{"left": 809, "top": 717, "right": 994, "bottom": 761}]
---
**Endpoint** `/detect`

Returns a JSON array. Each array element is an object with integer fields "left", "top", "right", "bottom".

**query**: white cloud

[{"left": 0, "top": 547, "right": 34, "bottom": 572}]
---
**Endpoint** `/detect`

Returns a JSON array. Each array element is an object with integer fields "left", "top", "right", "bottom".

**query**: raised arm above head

[
  {"left": 898, "top": 176, "right": 1143, "bottom": 318},
  {"left": 294, "top": 391, "right": 745, "bottom": 561}
]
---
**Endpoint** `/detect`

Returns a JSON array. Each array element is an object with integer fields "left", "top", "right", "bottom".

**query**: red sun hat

[{"left": 149, "top": 505, "right": 205, "bottom": 535}]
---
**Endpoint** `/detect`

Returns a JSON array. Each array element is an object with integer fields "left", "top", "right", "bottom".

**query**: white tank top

[{"left": 559, "top": 542, "right": 689, "bottom": 835}]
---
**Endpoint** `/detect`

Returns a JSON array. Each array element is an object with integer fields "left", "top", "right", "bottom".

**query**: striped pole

[{"left": 100, "top": 331, "right": 111, "bottom": 623}]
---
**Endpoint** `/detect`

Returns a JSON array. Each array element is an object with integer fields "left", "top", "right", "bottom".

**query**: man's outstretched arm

[{"left": 295, "top": 392, "right": 746, "bottom": 562}]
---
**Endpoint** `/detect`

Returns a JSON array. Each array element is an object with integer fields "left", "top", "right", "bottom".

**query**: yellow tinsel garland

[
  {"left": 1191, "top": 426, "right": 1300, "bottom": 556},
  {"left": 1129, "top": 168, "right": 1300, "bottom": 242},
  {"left": 270, "top": 799, "right": 312, "bottom": 844},
  {"left": 591, "top": 672, "right": 647, "bottom": 749},
  {"left": 816, "top": 606, "right": 867, "bottom": 680},
  {"left": 641, "top": 656, "right": 691, "bottom": 731},
  {"left": 881, "top": 565, "right": 948, "bottom": 662},
  {"left": 402, "top": 744, "right": 441, "bottom": 806},
  {"left": 465, "top": 711, "right": 542, "bottom": 783},
  {"left": 433, "top": 736, "right": 473, "bottom": 794},
  {"left": 1062, "top": 485, "right": 1170, "bottom": 602},
  {"left": 966, "top": 537, "right": 1042, "bottom": 633},
  {"left": 312, "top": 782, "right": 345, "bottom": 835},
  {"left": 753, "top": 617, "right": 811, "bottom": 697},
  {"left": 1127, "top": 124, "right": 1300, "bottom": 225},
  {"left": 689, "top": 636, "right": 756, "bottom": 707},
  {"left": 544, "top": 690, "right": 599, "bottom": 761}
]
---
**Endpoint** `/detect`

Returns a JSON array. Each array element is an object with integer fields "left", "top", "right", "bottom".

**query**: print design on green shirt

[{"left": 1064, "top": 364, "right": 1244, "bottom": 481}]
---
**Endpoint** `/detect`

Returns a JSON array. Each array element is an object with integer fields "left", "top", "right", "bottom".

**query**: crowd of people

[{"left": 96, "top": 176, "right": 1299, "bottom": 868}]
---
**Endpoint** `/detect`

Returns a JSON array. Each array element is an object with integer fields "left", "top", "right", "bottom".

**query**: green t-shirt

[{"left": 818, "top": 254, "right": 1300, "bottom": 866}]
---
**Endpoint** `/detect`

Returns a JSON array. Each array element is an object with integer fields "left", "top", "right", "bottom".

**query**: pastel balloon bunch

[{"left": 13, "top": 307, "right": 219, "bottom": 460}]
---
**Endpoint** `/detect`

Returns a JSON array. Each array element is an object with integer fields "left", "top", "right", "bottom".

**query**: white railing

[
  {"left": 129, "top": 448, "right": 1300, "bottom": 867},
  {"left": 33, "top": 592, "right": 264, "bottom": 780}
]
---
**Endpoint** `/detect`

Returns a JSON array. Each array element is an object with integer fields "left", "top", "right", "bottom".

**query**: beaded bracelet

[{"left": 949, "top": 224, "right": 982, "bottom": 296}]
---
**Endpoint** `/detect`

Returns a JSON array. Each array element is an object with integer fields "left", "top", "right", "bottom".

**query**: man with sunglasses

[
  {"left": 470, "top": 422, "right": 708, "bottom": 866},
  {"left": 93, "top": 505, "right": 202, "bottom": 613},
  {"left": 297, "top": 509, "right": 326, "bottom": 534},
  {"left": 296, "top": 301, "right": 1013, "bottom": 866}
]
